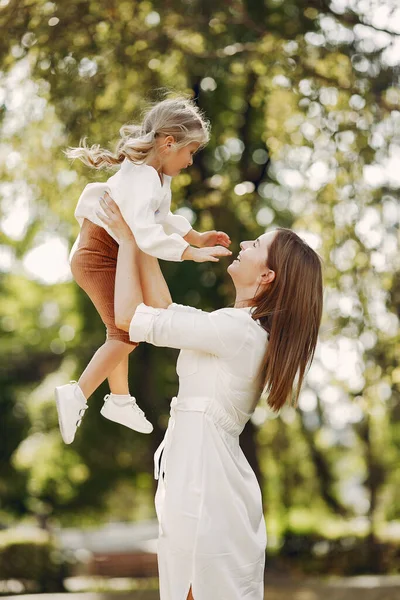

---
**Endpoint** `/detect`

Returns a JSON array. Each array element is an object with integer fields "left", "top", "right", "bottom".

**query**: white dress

[
  {"left": 71, "top": 161, "right": 191, "bottom": 262},
  {"left": 130, "top": 302, "right": 268, "bottom": 600}
]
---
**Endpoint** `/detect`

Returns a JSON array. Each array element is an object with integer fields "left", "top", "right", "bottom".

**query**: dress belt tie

[
  {"left": 154, "top": 395, "right": 245, "bottom": 481},
  {"left": 154, "top": 396, "right": 177, "bottom": 481}
]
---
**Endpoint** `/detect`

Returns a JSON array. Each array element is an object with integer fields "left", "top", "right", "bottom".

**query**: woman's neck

[{"left": 234, "top": 286, "right": 257, "bottom": 308}]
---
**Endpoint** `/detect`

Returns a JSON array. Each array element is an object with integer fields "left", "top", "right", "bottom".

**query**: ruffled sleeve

[{"left": 162, "top": 211, "right": 192, "bottom": 237}]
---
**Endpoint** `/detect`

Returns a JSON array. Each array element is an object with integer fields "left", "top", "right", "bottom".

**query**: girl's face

[
  {"left": 158, "top": 138, "right": 201, "bottom": 176},
  {"left": 228, "top": 231, "right": 277, "bottom": 288}
]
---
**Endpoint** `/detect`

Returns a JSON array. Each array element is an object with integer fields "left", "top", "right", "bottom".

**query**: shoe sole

[
  {"left": 100, "top": 407, "right": 153, "bottom": 434},
  {"left": 55, "top": 389, "right": 74, "bottom": 445}
]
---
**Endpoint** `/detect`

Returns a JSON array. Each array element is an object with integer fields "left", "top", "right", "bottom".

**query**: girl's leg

[
  {"left": 78, "top": 339, "right": 136, "bottom": 399},
  {"left": 92, "top": 252, "right": 168, "bottom": 400},
  {"left": 107, "top": 353, "right": 132, "bottom": 395},
  {"left": 56, "top": 338, "right": 139, "bottom": 445},
  {"left": 56, "top": 220, "right": 153, "bottom": 444},
  {"left": 72, "top": 223, "right": 142, "bottom": 401},
  {"left": 75, "top": 232, "right": 171, "bottom": 400}
]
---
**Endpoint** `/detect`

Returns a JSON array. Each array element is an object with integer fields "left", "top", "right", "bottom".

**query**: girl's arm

[
  {"left": 184, "top": 228, "right": 231, "bottom": 249},
  {"left": 183, "top": 228, "right": 202, "bottom": 247},
  {"left": 117, "top": 168, "right": 230, "bottom": 263},
  {"left": 163, "top": 211, "right": 231, "bottom": 250}
]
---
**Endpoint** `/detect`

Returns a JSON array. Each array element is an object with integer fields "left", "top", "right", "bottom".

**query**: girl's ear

[{"left": 164, "top": 135, "right": 175, "bottom": 149}]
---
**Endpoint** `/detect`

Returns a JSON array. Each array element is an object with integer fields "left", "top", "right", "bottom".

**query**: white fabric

[
  {"left": 72, "top": 161, "right": 191, "bottom": 262},
  {"left": 130, "top": 302, "right": 268, "bottom": 600}
]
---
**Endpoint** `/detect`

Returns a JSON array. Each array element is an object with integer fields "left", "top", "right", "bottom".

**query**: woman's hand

[{"left": 96, "top": 191, "right": 134, "bottom": 243}]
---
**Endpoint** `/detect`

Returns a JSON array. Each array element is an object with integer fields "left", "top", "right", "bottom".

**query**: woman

[{"left": 98, "top": 193, "right": 323, "bottom": 600}]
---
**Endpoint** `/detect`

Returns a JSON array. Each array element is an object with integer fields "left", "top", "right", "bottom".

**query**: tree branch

[
  {"left": 299, "top": 408, "right": 350, "bottom": 516},
  {"left": 309, "top": 0, "right": 400, "bottom": 37}
]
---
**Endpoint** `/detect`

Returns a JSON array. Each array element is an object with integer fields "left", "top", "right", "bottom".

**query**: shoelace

[
  {"left": 132, "top": 403, "right": 145, "bottom": 417},
  {"left": 76, "top": 405, "right": 87, "bottom": 429},
  {"left": 104, "top": 394, "right": 146, "bottom": 417},
  {"left": 104, "top": 394, "right": 146, "bottom": 418},
  {"left": 70, "top": 381, "right": 87, "bottom": 428}
]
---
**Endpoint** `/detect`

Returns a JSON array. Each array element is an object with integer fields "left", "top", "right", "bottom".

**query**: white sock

[
  {"left": 72, "top": 381, "right": 87, "bottom": 403},
  {"left": 108, "top": 393, "right": 132, "bottom": 406}
]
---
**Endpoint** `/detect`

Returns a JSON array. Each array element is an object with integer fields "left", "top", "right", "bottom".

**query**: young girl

[{"left": 56, "top": 97, "right": 232, "bottom": 445}]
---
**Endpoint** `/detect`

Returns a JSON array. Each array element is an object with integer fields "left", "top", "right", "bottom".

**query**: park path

[{"left": 3, "top": 575, "right": 400, "bottom": 600}]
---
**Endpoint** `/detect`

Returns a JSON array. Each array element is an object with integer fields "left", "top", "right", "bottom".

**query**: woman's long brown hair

[{"left": 251, "top": 228, "right": 323, "bottom": 412}]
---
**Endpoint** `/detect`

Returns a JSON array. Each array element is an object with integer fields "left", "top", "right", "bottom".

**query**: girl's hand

[
  {"left": 182, "top": 245, "right": 232, "bottom": 263},
  {"left": 199, "top": 230, "right": 231, "bottom": 249},
  {"left": 96, "top": 191, "right": 134, "bottom": 243}
]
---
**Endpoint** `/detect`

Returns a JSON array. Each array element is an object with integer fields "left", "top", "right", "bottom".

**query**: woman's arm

[
  {"left": 138, "top": 250, "right": 172, "bottom": 310},
  {"left": 129, "top": 303, "right": 251, "bottom": 358},
  {"left": 114, "top": 238, "right": 143, "bottom": 331},
  {"left": 97, "top": 193, "right": 171, "bottom": 331}
]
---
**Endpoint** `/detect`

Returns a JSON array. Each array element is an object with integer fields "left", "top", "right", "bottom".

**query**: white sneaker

[
  {"left": 55, "top": 381, "right": 88, "bottom": 444},
  {"left": 100, "top": 394, "right": 153, "bottom": 434}
]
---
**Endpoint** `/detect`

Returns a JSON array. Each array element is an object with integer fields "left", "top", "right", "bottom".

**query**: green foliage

[
  {"left": 0, "top": 529, "right": 68, "bottom": 592},
  {"left": 277, "top": 531, "right": 400, "bottom": 576},
  {"left": 0, "top": 0, "right": 399, "bottom": 560}
]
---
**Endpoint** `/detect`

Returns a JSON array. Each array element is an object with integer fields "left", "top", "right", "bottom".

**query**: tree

[{"left": 0, "top": 0, "right": 399, "bottom": 540}]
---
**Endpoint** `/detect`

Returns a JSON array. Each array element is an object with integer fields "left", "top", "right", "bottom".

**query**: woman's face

[{"left": 227, "top": 230, "right": 277, "bottom": 288}]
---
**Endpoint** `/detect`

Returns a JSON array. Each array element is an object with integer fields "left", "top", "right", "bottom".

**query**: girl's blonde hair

[{"left": 66, "top": 96, "right": 210, "bottom": 169}]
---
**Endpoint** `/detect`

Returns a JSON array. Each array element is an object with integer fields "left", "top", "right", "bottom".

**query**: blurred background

[{"left": 0, "top": 0, "right": 399, "bottom": 597}]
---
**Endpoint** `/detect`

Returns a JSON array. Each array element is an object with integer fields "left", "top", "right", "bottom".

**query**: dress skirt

[{"left": 155, "top": 397, "right": 266, "bottom": 600}]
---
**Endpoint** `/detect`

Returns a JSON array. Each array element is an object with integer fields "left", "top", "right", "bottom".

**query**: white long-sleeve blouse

[{"left": 73, "top": 160, "right": 191, "bottom": 262}]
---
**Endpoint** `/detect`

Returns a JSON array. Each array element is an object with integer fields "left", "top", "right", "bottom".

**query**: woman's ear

[{"left": 259, "top": 269, "right": 275, "bottom": 286}]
